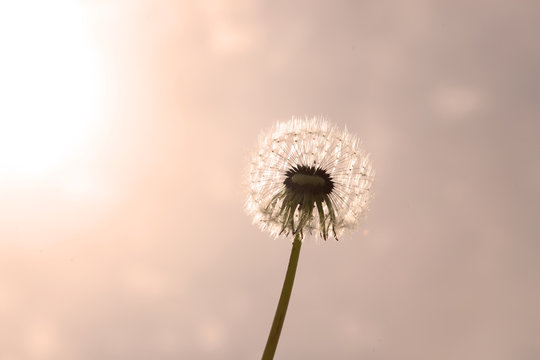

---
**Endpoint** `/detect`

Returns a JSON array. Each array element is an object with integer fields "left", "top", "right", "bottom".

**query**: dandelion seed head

[{"left": 246, "top": 117, "right": 374, "bottom": 241}]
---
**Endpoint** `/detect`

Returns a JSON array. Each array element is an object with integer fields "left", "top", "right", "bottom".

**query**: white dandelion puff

[{"left": 246, "top": 116, "right": 374, "bottom": 241}]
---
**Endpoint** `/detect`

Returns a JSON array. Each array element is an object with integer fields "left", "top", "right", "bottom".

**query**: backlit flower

[{"left": 246, "top": 117, "right": 374, "bottom": 240}]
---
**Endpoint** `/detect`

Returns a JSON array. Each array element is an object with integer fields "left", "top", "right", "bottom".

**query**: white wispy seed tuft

[{"left": 246, "top": 117, "right": 374, "bottom": 240}]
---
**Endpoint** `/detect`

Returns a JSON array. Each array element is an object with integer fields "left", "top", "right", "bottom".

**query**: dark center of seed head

[{"left": 283, "top": 165, "right": 334, "bottom": 195}]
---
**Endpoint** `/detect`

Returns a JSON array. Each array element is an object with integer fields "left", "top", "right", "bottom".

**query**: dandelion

[{"left": 246, "top": 117, "right": 374, "bottom": 359}]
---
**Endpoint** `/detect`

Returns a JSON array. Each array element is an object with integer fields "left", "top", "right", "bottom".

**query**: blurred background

[{"left": 0, "top": 0, "right": 539, "bottom": 359}]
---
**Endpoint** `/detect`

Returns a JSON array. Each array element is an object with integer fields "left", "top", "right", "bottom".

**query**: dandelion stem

[{"left": 262, "top": 233, "right": 303, "bottom": 360}]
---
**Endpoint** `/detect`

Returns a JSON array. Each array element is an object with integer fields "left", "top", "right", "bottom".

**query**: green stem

[{"left": 262, "top": 233, "right": 303, "bottom": 360}]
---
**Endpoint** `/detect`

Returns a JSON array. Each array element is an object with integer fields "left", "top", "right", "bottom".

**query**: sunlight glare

[{"left": 0, "top": 0, "right": 100, "bottom": 179}]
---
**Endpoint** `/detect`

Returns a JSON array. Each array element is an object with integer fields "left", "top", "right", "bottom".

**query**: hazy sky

[{"left": 0, "top": 0, "right": 539, "bottom": 359}]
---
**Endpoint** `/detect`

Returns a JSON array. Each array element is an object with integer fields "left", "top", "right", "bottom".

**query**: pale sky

[{"left": 0, "top": 1, "right": 539, "bottom": 359}]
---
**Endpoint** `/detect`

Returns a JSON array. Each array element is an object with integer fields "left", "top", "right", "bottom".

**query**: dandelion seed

[{"left": 246, "top": 116, "right": 374, "bottom": 241}]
